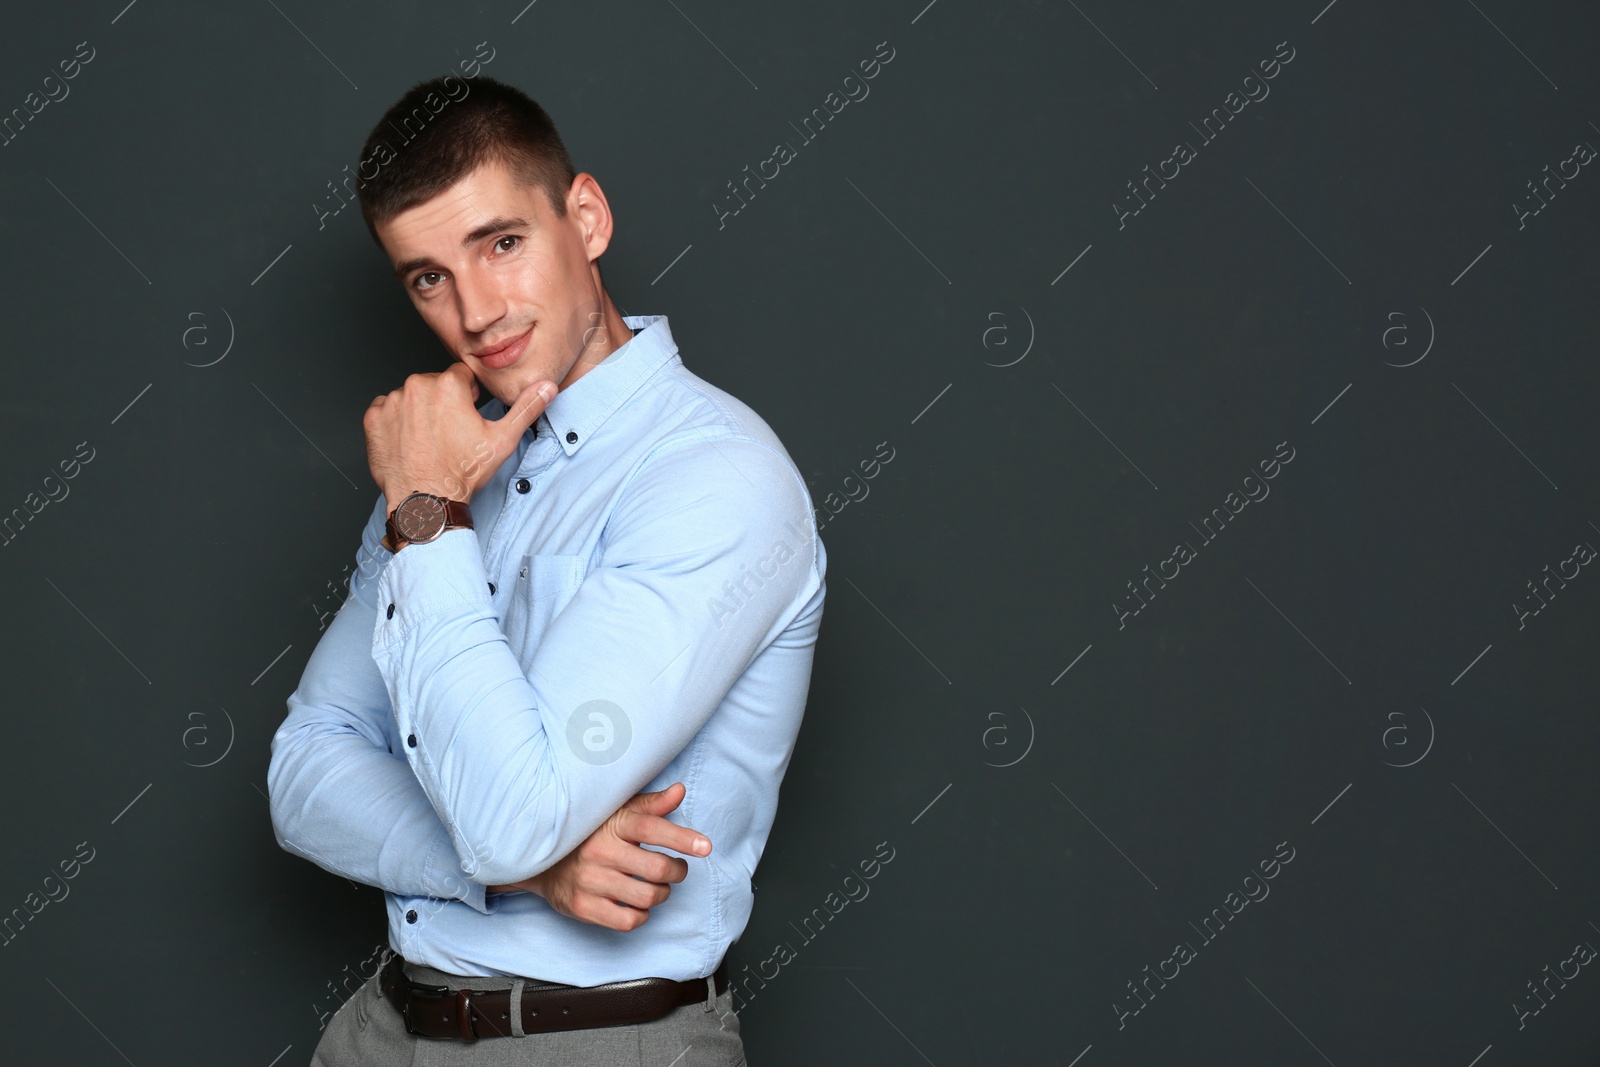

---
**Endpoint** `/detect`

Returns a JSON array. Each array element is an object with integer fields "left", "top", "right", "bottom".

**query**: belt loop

[
  {"left": 509, "top": 979, "right": 526, "bottom": 1037},
  {"left": 704, "top": 973, "right": 716, "bottom": 1012},
  {"left": 455, "top": 988, "right": 477, "bottom": 1043}
]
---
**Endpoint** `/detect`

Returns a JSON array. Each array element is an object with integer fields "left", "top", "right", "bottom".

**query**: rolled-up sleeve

[
  {"left": 268, "top": 493, "right": 491, "bottom": 915},
  {"left": 371, "top": 436, "right": 818, "bottom": 888}
]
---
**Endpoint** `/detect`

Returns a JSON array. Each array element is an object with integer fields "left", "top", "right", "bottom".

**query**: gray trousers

[{"left": 310, "top": 949, "right": 745, "bottom": 1067}]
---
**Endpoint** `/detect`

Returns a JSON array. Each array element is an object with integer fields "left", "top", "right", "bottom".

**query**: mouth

[{"left": 475, "top": 325, "right": 533, "bottom": 370}]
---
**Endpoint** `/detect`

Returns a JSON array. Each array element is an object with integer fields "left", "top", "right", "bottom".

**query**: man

[{"left": 267, "top": 74, "right": 827, "bottom": 1066}]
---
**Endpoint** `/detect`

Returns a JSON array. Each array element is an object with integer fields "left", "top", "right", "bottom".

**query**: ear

[{"left": 568, "top": 172, "right": 615, "bottom": 262}]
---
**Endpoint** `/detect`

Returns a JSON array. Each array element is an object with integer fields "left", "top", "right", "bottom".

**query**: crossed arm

[
  {"left": 268, "top": 494, "right": 709, "bottom": 931},
  {"left": 488, "top": 780, "right": 706, "bottom": 929},
  {"left": 270, "top": 437, "right": 811, "bottom": 927}
]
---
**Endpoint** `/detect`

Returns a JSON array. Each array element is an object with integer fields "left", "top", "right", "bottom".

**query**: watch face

[{"left": 395, "top": 493, "right": 448, "bottom": 542}]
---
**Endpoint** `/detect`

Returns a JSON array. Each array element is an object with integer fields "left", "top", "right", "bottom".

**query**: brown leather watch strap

[
  {"left": 383, "top": 496, "right": 474, "bottom": 553},
  {"left": 438, "top": 498, "right": 474, "bottom": 534}
]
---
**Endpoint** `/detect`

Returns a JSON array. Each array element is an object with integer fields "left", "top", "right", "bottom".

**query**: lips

[{"left": 476, "top": 325, "right": 532, "bottom": 370}]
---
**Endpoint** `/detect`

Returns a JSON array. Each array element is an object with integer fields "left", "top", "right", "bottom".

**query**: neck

[{"left": 556, "top": 285, "right": 634, "bottom": 392}]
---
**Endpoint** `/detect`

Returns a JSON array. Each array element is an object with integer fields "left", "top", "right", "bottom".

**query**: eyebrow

[{"left": 392, "top": 215, "right": 532, "bottom": 279}]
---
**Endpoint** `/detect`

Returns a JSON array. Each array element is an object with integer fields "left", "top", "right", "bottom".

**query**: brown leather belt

[{"left": 379, "top": 952, "right": 728, "bottom": 1041}]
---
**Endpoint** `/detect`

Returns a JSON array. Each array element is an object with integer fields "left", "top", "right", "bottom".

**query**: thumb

[
  {"left": 497, "top": 379, "right": 557, "bottom": 448},
  {"left": 633, "top": 782, "right": 686, "bottom": 815}
]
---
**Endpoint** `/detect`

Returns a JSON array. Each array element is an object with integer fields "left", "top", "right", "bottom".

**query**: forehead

[{"left": 378, "top": 159, "right": 555, "bottom": 265}]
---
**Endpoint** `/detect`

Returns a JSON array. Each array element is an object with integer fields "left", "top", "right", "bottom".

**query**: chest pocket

[{"left": 504, "top": 552, "right": 588, "bottom": 660}]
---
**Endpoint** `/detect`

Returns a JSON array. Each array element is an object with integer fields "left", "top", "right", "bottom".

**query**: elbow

[
  {"left": 265, "top": 776, "right": 294, "bottom": 849},
  {"left": 268, "top": 808, "right": 297, "bottom": 857},
  {"left": 264, "top": 729, "right": 304, "bottom": 853},
  {"left": 265, "top": 781, "right": 294, "bottom": 854}
]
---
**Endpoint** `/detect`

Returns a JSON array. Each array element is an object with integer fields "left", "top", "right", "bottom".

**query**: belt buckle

[{"left": 394, "top": 970, "right": 451, "bottom": 1039}]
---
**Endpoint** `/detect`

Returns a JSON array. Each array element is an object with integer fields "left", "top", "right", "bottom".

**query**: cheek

[
  {"left": 510, "top": 259, "right": 550, "bottom": 298},
  {"left": 512, "top": 245, "right": 569, "bottom": 295},
  {"left": 416, "top": 299, "right": 448, "bottom": 330},
  {"left": 417, "top": 301, "right": 466, "bottom": 352}
]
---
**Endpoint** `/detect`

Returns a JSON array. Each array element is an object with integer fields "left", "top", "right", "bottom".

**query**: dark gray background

[{"left": 2, "top": 1, "right": 1597, "bottom": 1064}]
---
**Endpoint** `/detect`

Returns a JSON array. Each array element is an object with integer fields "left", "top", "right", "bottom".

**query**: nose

[{"left": 455, "top": 264, "right": 507, "bottom": 337}]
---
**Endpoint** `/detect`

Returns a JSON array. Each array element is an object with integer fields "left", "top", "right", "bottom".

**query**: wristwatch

[{"left": 382, "top": 492, "right": 473, "bottom": 553}]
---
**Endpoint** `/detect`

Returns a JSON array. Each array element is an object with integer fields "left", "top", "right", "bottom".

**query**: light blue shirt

[{"left": 268, "top": 314, "right": 827, "bottom": 984}]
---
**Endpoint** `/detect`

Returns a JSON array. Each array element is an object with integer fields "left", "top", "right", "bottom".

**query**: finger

[
  {"left": 631, "top": 782, "right": 686, "bottom": 816},
  {"left": 588, "top": 868, "right": 674, "bottom": 911},
  {"left": 591, "top": 901, "right": 651, "bottom": 932},
  {"left": 563, "top": 889, "right": 649, "bottom": 931},
  {"left": 618, "top": 809, "right": 710, "bottom": 859},
  {"left": 559, "top": 873, "right": 659, "bottom": 929},
  {"left": 646, "top": 853, "right": 690, "bottom": 885},
  {"left": 495, "top": 379, "right": 557, "bottom": 449},
  {"left": 604, "top": 836, "right": 690, "bottom": 885}
]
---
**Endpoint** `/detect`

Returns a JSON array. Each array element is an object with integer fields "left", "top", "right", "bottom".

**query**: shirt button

[
  {"left": 515, "top": 478, "right": 531, "bottom": 494},
  {"left": 406, "top": 910, "right": 418, "bottom": 924},
  {"left": 565, "top": 431, "right": 578, "bottom": 444},
  {"left": 386, "top": 603, "right": 395, "bottom": 619},
  {"left": 407, "top": 734, "right": 417, "bottom": 748},
  {"left": 487, "top": 582, "right": 496, "bottom": 595}
]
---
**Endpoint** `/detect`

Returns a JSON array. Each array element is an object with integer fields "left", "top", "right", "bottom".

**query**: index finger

[
  {"left": 443, "top": 360, "right": 479, "bottom": 395},
  {"left": 618, "top": 809, "right": 712, "bottom": 858}
]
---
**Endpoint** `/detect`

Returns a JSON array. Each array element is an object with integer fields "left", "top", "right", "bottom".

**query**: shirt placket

[{"left": 482, "top": 422, "right": 562, "bottom": 588}]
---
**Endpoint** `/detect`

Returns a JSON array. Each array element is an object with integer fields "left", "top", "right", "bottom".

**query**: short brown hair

[{"left": 354, "top": 75, "right": 577, "bottom": 245}]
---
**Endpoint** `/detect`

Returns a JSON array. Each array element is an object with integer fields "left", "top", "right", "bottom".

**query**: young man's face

[{"left": 375, "top": 158, "right": 618, "bottom": 409}]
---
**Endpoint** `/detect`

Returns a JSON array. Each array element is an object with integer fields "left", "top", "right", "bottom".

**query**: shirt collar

[{"left": 484, "top": 314, "right": 678, "bottom": 457}]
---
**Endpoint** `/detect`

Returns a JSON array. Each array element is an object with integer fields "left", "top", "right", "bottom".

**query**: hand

[
  {"left": 487, "top": 782, "right": 713, "bottom": 932},
  {"left": 363, "top": 363, "right": 555, "bottom": 510}
]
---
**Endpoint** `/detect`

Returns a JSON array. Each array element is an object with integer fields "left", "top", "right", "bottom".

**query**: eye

[
  {"left": 494, "top": 235, "right": 521, "bottom": 253},
  {"left": 413, "top": 271, "right": 443, "bottom": 291}
]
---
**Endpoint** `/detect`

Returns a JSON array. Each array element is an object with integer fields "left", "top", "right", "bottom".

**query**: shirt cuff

[
  {"left": 372, "top": 527, "right": 493, "bottom": 654},
  {"left": 422, "top": 825, "right": 493, "bottom": 916}
]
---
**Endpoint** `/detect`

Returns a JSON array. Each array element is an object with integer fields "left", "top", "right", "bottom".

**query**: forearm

[
  {"left": 372, "top": 586, "right": 609, "bottom": 888},
  {"left": 268, "top": 720, "right": 489, "bottom": 912},
  {"left": 268, "top": 526, "right": 491, "bottom": 913}
]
